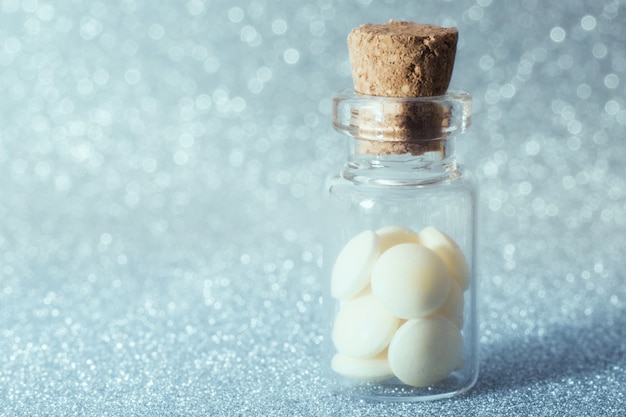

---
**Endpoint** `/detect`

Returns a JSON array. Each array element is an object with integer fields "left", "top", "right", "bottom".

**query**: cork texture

[{"left": 348, "top": 20, "right": 458, "bottom": 97}]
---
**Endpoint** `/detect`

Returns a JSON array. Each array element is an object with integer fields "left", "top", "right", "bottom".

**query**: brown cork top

[
  {"left": 344, "top": 21, "right": 459, "bottom": 155},
  {"left": 348, "top": 20, "right": 458, "bottom": 97}
]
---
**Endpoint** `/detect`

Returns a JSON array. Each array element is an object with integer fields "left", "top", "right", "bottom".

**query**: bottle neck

[
  {"left": 342, "top": 136, "right": 459, "bottom": 186},
  {"left": 332, "top": 89, "right": 470, "bottom": 186}
]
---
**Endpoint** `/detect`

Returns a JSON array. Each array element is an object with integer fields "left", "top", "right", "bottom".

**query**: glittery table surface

[{"left": 1, "top": 1, "right": 625, "bottom": 416}]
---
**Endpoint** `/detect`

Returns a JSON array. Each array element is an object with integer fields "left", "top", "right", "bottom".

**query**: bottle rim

[{"left": 332, "top": 89, "right": 472, "bottom": 143}]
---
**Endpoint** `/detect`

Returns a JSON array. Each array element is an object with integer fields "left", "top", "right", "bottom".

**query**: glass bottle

[{"left": 323, "top": 89, "right": 478, "bottom": 401}]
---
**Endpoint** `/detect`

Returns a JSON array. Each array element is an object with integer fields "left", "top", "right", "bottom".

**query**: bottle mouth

[{"left": 332, "top": 89, "right": 472, "bottom": 144}]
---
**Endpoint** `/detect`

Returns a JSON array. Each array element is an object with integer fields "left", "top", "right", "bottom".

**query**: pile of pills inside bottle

[{"left": 330, "top": 226, "right": 469, "bottom": 387}]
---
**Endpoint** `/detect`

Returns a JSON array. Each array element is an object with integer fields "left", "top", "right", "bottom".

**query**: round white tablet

[
  {"left": 432, "top": 279, "right": 464, "bottom": 329},
  {"left": 375, "top": 225, "right": 420, "bottom": 253},
  {"left": 331, "top": 230, "right": 381, "bottom": 300},
  {"left": 388, "top": 317, "right": 463, "bottom": 387},
  {"left": 418, "top": 226, "right": 470, "bottom": 290},
  {"left": 371, "top": 243, "right": 451, "bottom": 319},
  {"left": 332, "top": 294, "right": 400, "bottom": 359},
  {"left": 331, "top": 351, "right": 394, "bottom": 382}
]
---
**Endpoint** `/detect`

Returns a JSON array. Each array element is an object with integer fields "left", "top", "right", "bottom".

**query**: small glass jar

[{"left": 323, "top": 89, "right": 478, "bottom": 401}]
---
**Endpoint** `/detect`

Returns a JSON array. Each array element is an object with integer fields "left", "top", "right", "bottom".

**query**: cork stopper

[
  {"left": 348, "top": 20, "right": 458, "bottom": 97},
  {"left": 345, "top": 21, "right": 459, "bottom": 155}
]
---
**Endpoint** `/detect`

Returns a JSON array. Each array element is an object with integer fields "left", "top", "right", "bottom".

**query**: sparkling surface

[{"left": 1, "top": 0, "right": 625, "bottom": 415}]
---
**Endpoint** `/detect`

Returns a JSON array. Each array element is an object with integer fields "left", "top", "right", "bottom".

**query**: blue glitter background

[{"left": 1, "top": 0, "right": 625, "bottom": 415}]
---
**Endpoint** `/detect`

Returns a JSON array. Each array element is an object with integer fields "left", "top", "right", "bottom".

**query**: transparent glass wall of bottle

[{"left": 324, "top": 90, "right": 478, "bottom": 401}]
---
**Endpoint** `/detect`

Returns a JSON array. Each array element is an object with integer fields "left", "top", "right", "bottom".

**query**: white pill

[
  {"left": 388, "top": 317, "right": 463, "bottom": 387},
  {"left": 331, "top": 230, "right": 381, "bottom": 300},
  {"left": 432, "top": 279, "right": 464, "bottom": 329},
  {"left": 331, "top": 351, "right": 394, "bottom": 382},
  {"left": 375, "top": 225, "right": 420, "bottom": 253},
  {"left": 371, "top": 243, "right": 451, "bottom": 319},
  {"left": 418, "top": 226, "right": 470, "bottom": 290},
  {"left": 332, "top": 294, "right": 400, "bottom": 358}
]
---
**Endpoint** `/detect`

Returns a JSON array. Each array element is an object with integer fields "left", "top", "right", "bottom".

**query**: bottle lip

[
  {"left": 332, "top": 89, "right": 472, "bottom": 142},
  {"left": 333, "top": 88, "right": 471, "bottom": 105}
]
